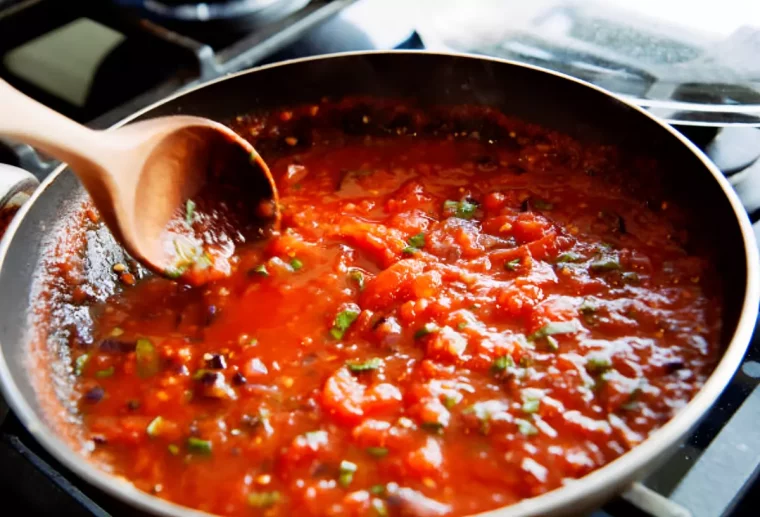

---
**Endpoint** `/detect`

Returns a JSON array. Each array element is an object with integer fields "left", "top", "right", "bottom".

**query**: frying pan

[{"left": 0, "top": 51, "right": 757, "bottom": 517}]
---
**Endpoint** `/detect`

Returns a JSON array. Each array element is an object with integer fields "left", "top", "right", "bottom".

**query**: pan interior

[{"left": 0, "top": 53, "right": 752, "bottom": 515}]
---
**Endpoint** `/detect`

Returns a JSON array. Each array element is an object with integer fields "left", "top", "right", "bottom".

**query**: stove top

[{"left": 0, "top": 0, "right": 759, "bottom": 515}]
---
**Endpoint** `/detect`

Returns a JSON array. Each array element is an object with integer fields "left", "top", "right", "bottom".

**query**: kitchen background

[{"left": 0, "top": 0, "right": 759, "bottom": 516}]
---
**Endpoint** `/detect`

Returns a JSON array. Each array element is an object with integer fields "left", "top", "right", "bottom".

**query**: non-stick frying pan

[{"left": 0, "top": 51, "right": 757, "bottom": 517}]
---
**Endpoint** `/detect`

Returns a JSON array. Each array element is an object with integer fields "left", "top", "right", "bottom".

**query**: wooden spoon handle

[{"left": 0, "top": 79, "right": 108, "bottom": 172}]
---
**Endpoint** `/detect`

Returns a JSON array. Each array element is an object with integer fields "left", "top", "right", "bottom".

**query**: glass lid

[{"left": 413, "top": 0, "right": 760, "bottom": 126}]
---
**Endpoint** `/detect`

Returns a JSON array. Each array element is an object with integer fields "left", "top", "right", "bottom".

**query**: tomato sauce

[{"left": 66, "top": 104, "right": 720, "bottom": 516}]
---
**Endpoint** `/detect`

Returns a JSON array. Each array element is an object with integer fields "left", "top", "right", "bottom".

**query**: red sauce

[{"left": 66, "top": 109, "right": 720, "bottom": 516}]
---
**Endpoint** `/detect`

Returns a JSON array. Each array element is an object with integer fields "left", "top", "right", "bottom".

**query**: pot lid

[{"left": 414, "top": 0, "right": 760, "bottom": 126}]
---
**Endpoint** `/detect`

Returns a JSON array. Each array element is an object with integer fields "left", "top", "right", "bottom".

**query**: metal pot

[{"left": 0, "top": 51, "right": 757, "bottom": 516}]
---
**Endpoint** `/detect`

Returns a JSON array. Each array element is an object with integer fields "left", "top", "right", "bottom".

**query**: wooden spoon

[{"left": 0, "top": 79, "right": 280, "bottom": 285}]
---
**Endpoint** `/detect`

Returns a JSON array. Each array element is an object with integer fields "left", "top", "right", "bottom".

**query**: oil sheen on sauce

[{"left": 68, "top": 120, "right": 720, "bottom": 516}]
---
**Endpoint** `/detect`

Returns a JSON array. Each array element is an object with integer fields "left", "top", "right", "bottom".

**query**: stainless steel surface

[
  {"left": 0, "top": 51, "right": 757, "bottom": 517},
  {"left": 414, "top": 0, "right": 760, "bottom": 126},
  {"left": 0, "top": 163, "right": 39, "bottom": 210}
]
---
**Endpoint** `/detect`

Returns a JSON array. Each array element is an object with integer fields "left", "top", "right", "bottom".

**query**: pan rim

[{"left": 0, "top": 49, "right": 758, "bottom": 517}]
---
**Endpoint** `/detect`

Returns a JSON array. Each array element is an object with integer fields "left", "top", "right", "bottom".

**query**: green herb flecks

[
  {"left": 516, "top": 418, "right": 538, "bottom": 436},
  {"left": 95, "top": 366, "right": 115, "bottom": 378},
  {"left": 556, "top": 252, "right": 582, "bottom": 263},
  {"left": 164, "top": 266, "right": 185, "bottom": 279},
  {"left": 338, "top": 460, "right": 358, "bottom": 488},
  {"left": 522, "top": 398, "right": 540, "bottom": 414},
  {"left": 529, "top": 321, "right": 580, "bottom": 341},
  {"left": 414, "top": 322, "right": 440, "bottom": 340},
  {"left": 372, "top": 499, "right": 389, "bottom": 517},
  {"left": 146, "top": 416, "right": 164, "bottom": 437},
  {"left": 330, "top": 309, "right": 360, "bottom": 339},
  {"left": 290, "top": 258, "right": 304, "bottom": 271},
  {"left": 622, "top": 271, "right": 640, "bottom": 284},
  {"left": 621, "top": 386, "right": 643, "bottom": 411},
  {"left": 347, "top": 358, "right": 382, "bottom": 372},
  {"left": 443, "top": 199, "right": 477, "bottom": 219},
  {"left": 184, "top": 199, "right": 196, "bottom": 224},
  {"left": 168, "top": 444, "right": 180, "bottom": 456},
  {"left": 504, "top": 258, "right": 521, "bottom": 271},
  {"left": 579, "top": 299, "right": 597, "bottom": 314},
  {"left": 491, "top": 355, "right": 515, "bottom": 374},
  {"left": 590, "top": 255, "right": 622, "bottom": 272},
  {"left": 587, "top": 355, "right": 612, "bottom": 373},
  {"left": 247, "top": 491, "right": 281, "bottom": 508},
  {"left": 366, "top": 446, "right": 389, "bottom": 458},
  {"left": 463, "top": 400, "right": 510, "bottom": 435},
  {"left": 136, "top": 338, "right": 160, "bottom": 378},
  {"left": 349, "top": 269, "right": 365, "bottom": 290},
  {"left": 186, "top": 437, "right": 212, "bottom": 455},
  {"left": 251, "top": 264, "right": 269, "bottom": 276},
  {"left": 402, "top": 232, "right": 426, "bottom": 255},
  {"left": 370, "top": 484, "right": 386, "bottom": 496},
  {"left": 74, "top": 354, "right": 89, "bottom": 376},
  {"left": 442, "top": 393, "right": 462, "bottom": 409}
]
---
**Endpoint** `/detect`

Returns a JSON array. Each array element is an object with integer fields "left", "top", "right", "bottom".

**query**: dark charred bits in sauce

[{"left": 68, "top": 103, "right": 721, "bottom": 517}]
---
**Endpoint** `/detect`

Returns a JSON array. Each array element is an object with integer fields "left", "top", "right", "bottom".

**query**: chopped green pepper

[
  {"left": 556, "top": 252, "right": 582, "bottom": 263},
  {"left": 247, "top": 491, "right": 281, "bottom": 508},
  {"left": 167, "top": 444, "right": 180, "bottom": 456},
  {"left": 402, "top": 232, "right": 426, "bottom": 255},
  {"left": 372, "top": 499, "right": 389, "bottom": 517},
  {"left": 579, "top": 299, "right": 597, "bottom": 314},
  {"left": 290, "top": 258, "right": 304, "bottom": 271},
  {"left": 444, "top": 199, "right": 477, "bottom": 219},
  {"left": 516, "top": 418, "right": 538, "bottom": 436},
  {"left": 522, "top": 399, "right": 540, "bottom": 414},
  {"left": 408, "top": 232, "right": 425, "bottom": 248},
  {"left": 349, "top": 269, "right": 365, "bottom": 290},
  {"left": 529, "top": 321, "right": 579, "bottom": 341},
  {"left": 136, "top": 338, "right": 159, "bottom": 378},
  {"left": 251, "top": 264, "right": 269, "bottom": 276},
  {"left": 146, "top": 416, "right": 164, "bottom": 437},
  {"left": 164, "top": 266, "right": 185, "bottom": 279},
  {"left": 330, "top": 309, "right": 360, "bottom": 339},
  {"left": 491, "top": 355, "right": 515, "bottom": 374},
  {"left": 74, "top": 354, "right": 89, "bottom": 376},
  {"left": 186, "top": 437, "right": 212, "bottom": 455},
  {"left": 185, "top": 199, "right": 196, "bottom": 224},
  {"left": 414, "top": 323, "right": 439, "bottom": 340},
  {"left": 347, "top": 358, "right": 382, "bottom": 372},
  {"left": 504, "top": 258, "right": 521, "bottom": 271},
  {"left": 338, "top": 460, "right": 357, "bottom": 487},
  {"left": 587, "top": 356, "right": 612, "bottom": 373},
  {"left": 366, "top": 447, "right": 389, "bottom": 458},
  {"left": 442, "top": 394, "right": 462, "bottom": 409},
  {"left": 370, "top": 484, "right": 386, "bottom": 496},
  {"left": 95, "top": 366, "right": 115, "bottom": 378},
  {"left": 590, "top": 255, "right": 621, "bottom": 272}
]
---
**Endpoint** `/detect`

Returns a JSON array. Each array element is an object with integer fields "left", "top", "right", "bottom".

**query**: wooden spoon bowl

[{"left": 0, "top": 80, "right": 280, "bottom": 285}]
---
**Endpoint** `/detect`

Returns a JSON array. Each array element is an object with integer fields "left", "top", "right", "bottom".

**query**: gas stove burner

[
  {"left": 113, "top": 0, "right": 310, "bottom": 33},
  {"left": 134, "top": 0, "right": 311, "bottom": 29}
]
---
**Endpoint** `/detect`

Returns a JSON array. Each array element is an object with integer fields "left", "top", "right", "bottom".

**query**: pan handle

[
  {"left": 0, "top": 163, "right": 39, "bottom": 240},
  {"left": 619, "top": 482, "right": 692, "bottom": 517}
]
